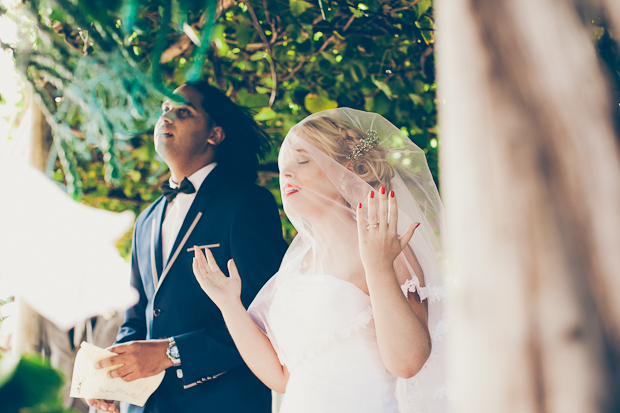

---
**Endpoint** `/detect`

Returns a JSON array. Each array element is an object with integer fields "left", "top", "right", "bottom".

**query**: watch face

[{"left": 167, "top": 347, "right": 181, "bottom": 366}]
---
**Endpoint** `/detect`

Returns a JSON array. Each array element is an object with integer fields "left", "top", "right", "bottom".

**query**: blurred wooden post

[
  {"left": 13, "top": 91, "right": 53, "bottom": 355},
  {"left": 437, "top": 0, "right": 620, "bottom": 412}
]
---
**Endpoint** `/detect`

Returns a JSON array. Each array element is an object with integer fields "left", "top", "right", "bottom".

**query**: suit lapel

[
  {"left": 155, "top": 200, "right": 166, "bottom": 279},
  {"left": 154, "top": 165, "right": 225, "bottom": 297},
  {"left": 149, "top": 199, "right": 166, "bottom": 292}
]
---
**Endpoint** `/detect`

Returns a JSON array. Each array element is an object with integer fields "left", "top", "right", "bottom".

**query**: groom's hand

[
  {"left": 95, "top": 339, "right": 173, "bottom": 382},
  {"left": 86, "top": 399, "right": 119, "bottom": 413}
]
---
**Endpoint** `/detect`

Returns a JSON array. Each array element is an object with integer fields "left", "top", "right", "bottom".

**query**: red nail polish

[
  {"left": 390, "top": 190, "right": 394, "bottom": 198},
  {"left": 358, "top": 203, "right": 362, "bottom": 209},
  {"left": 380, "top": 186, "right": 385, "bottom": 195},
  {"left": 415, "top": 222, "right": 421, "bottom": 229},
  {"left": 370, "top": 191, "right": 375, "bottom": 199}
]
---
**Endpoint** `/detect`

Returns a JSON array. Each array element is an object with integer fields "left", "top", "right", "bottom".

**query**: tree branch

[
  {"left": 342, "top": 13, "right": 356, "bottom": 32},
  {"left": 242, "top": 0, "right": 278, "bottom": 107}
]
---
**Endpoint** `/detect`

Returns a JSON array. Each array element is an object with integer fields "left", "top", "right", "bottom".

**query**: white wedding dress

[{"left": 265, "top": 273, "right": 399, "bottom": 413}]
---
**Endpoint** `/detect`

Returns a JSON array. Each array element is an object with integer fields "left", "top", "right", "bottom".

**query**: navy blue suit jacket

[{"left": 116, "top": 165, "right": 288, "bottom": 413}]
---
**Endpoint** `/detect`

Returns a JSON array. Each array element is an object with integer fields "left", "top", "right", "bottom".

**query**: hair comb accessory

[{"left": 346, "top": 129, "right": 380, "bottom": 161}]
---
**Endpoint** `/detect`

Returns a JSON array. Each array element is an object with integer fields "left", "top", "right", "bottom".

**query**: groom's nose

[{"left": 161, "top": 111, "right": 176, "bottom": 124}]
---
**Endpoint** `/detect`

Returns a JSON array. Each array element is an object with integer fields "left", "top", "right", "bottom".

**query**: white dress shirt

[{"left": 161, "top": 163, "right": 217, "bottom": 265}]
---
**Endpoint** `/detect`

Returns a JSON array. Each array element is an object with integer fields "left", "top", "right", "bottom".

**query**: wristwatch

[{"left": 166, "top": 337, "right": 181, "bottom": 367}]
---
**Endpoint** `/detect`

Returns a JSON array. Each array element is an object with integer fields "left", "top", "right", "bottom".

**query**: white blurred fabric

[
  {"left": 0, "top": 161, "right": 137, "bottom": 330},
  {"left": 249, "top": 108, "right": 452, "bottom": 412}
]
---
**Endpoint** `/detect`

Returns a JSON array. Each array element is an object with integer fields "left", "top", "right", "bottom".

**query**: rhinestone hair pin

[{"left": 346, "top": 130, "right": 380, "bottom": 161}]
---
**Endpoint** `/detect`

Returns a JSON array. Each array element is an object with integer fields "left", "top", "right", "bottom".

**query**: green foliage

[
  {"left": 6, "top": 0, "right": 439, "bottom": 250},
  {"left": 0, "top": 353, "right": 79, "bottom": 413},
  {"left": 290, "top": 0, "right": 313, "bottom": 18}
]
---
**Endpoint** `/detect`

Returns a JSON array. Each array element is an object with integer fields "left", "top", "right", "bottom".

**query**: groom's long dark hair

[{"left": 185, "top": 81, "right": 272, "bottom": 184}]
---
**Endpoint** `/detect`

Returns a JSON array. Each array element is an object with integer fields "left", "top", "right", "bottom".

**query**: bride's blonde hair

[{"left": 294, "top": 116, "right": 395, "bottom": 189}]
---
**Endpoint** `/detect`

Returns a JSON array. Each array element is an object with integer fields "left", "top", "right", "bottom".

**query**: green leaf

[
  {"left": 304, "top": 91, "right": 338, "bottom": 113},
  {"left": 236, "top": 21, "right": 251, "bottom": 48},
  {"left": 415, "top": 15, "right": 434, "bottom": 44},
  {"left": 409, "top": 93, "right": 423, "bottom": 105},
  {"left": 211, "top": 24, "right": 229, "bottom": 56},
  {"left": 372, "top": 76, "right": 392, "bottom": 99},
  {"left": 250, "top": 51, "right": 269, "bottom": 61},
  {"left": 424, "top": 95, "right": 435, "bottom": 113},
  {"left": 254, "top": 107, "right": 277, "bottom": 121},
  {"left": 127, "top": 170, "right": 141, "bottom": 181},
  {"left": 48, "top": 8, "right": 67, "bottom": 22},
  {"left": 260, "top": 76, "right": 276, "bottom": 88},
  {"left": 290, "top": 0, "right": 313, "bottom": 17},
  {"left": 373, "top": 94, "right": 391, "bottom": 115},
  {"left": 0, "top": 353, "right": 65, "bottom": 411},
  {"left": 414, "top": 79, "right": 426, "bottom": 94},
  {"left": 349, "top": 6, "right": 364, "bottom": 18},
  {"left": 255, "top": 86, "right": 270, "bottom": 94},
  {"left": 318, "top": 0, "right": 339, "bottom": 21},
  {"left": 236, "top": 88, "right": 270, "bottom": 108},
  {"left": 170, "top": 0, "right": 185, "bottom": 28},
  {"left": 416, "top": 0, "right": 432, "bottom": 17}
]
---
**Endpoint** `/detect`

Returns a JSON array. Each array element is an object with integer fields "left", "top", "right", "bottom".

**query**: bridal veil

[{"left": 249, "top": 108, "right": 451, "bottom": 412}]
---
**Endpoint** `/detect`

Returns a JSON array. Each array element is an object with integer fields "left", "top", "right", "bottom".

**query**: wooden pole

[{"left": 437, "top": 0, "right": 620, "bottom": 411}]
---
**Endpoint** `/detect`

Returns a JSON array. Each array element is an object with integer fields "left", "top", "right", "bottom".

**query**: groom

[{"left": 87, "top": 82, "right": 288, "bottom": 413}]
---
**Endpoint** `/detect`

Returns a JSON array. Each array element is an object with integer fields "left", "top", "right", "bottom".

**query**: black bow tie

[{"left": 161, "top": 177, "right": 196, "bottom": 203}]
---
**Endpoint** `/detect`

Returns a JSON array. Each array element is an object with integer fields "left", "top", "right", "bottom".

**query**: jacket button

[{"left": 154, "top": 308, "right": 161, "bottom": 317}]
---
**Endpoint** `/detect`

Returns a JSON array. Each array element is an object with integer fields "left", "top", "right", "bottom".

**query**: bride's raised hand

[
  {"left": 192, "top": 247, "right": 242, "bottom": 310},
  {"left": 356, "top": 187, "right": 419, "bottom": 274}
]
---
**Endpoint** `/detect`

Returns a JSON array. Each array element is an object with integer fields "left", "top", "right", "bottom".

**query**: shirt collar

[{"left": 169, "top": 162, "right": 217, "bottom": 192}]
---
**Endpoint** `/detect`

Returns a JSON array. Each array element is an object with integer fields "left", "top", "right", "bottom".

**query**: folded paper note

[{"left": 70, "top": 342, "right": 165, "bottom": 406}]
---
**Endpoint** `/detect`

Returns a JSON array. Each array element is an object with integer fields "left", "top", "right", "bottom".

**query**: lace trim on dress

[
  {"left": 400, "top": 276, "right": 446, "bottom": 303},
  {"left": 279, "top": 305, "right": 374, "bottom": 370}
]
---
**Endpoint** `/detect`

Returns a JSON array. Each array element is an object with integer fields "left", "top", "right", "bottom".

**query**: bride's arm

[
  {"left": 365, "top": 247, "right": 431, "bottom": 379},
  {"left": 357, "top": 189, "right": 431, "bottom": 379},
  {"left": 193, "top": 248, "right": 290, "bottom": 393},
  {"left": 218, "top": 300, "right": 290, "bottom": 393}
]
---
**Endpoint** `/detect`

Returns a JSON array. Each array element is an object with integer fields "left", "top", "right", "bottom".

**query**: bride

[{"left": 192, "top": 108, "right": 448, "bottom": 412}]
